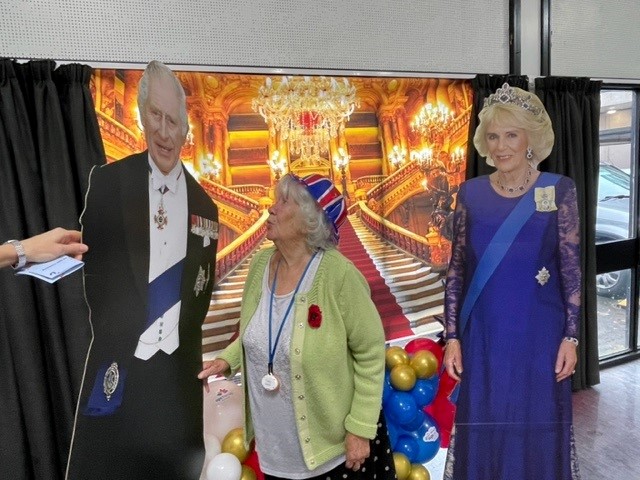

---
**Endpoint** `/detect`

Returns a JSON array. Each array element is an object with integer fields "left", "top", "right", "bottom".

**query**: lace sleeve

[
  {"left": 444, "top": 184, "right": 468, "bottom": 340},
  {"left": 557, "top": 177, "right": 581, "bottom": 339}
]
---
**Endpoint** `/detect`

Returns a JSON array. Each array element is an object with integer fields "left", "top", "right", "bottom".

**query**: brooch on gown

[
  {"left": 534, "top": 186, "right": 557, "bottom": 212},
  {"left": 536, "top": 267, "right": 551, "bottom": 286}
]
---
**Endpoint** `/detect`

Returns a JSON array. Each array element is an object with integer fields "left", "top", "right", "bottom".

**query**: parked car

[{"left": 595, "top": 163, "right": 632, "bottom": 297}]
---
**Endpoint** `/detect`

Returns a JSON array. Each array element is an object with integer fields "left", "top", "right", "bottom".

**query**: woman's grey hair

[
  {"left": 137, "top": 60, "right": 189, "bottom": 137},
  {"left": 473, "top": 89, "right": 554, "bottom": 168},
  {"left": 276, "top": 174, "right": 337, "bottom": 251}
]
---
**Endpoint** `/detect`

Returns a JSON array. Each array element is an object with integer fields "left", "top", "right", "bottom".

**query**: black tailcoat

[{"left": 67, "top": 152, "right": 217, "bottom": 479}]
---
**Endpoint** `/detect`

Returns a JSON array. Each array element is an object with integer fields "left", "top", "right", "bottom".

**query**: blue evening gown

[{"left": 443, "top": 173, "right": 581, "bottom": 480}]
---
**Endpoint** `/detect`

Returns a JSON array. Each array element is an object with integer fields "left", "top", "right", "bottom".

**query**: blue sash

[
  {"left": 458, "top": 173, "right": 560, "bottom": 336},
  {"left": 145, "top": 258, "right": 185, "bottom": 330}
]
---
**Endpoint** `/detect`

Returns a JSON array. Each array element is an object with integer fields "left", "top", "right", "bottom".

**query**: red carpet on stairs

[{"left": 338, "top": 218, "right": 414, "bottom": 340}]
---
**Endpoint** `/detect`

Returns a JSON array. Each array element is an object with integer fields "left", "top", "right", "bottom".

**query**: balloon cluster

[
  {"left": 202, "top": 380, "right": 264, "bottom": 480},
  {"left": 383, "top": 338, "right": 459, "bottom": 480}
]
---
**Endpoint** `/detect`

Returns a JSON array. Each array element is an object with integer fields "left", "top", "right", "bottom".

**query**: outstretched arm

[{"left": 2, "top": 228, "right": 88, "bottom": 269}]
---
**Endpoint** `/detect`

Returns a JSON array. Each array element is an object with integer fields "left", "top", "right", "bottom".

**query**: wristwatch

[{"left": 4, "top": 240, "right": 27, "bottom": 269}]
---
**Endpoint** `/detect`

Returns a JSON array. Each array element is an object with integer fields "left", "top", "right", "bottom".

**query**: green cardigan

[{"left": 218, "top": 246, "right": 386, "bottom": 471}]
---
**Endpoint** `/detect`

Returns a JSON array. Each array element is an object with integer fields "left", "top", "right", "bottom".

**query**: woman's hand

[
  {"left": 443, "top": 339, "right": 463, "bottom": 382},
  {"left": 198, "top": 358, "right": 230, "bottom": 392},
  {"left": 344, "top": 432, "right": 370, "bottom": 471},
  {"left": 23, "top": 228, "right": 88, "bottom": 262},
  {"left": 555, "top": 340, "right": 577, "bottom": 382}
]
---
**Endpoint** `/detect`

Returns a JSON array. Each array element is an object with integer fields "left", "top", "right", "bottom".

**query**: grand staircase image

[{"left": 202, "top": 214, "right": 445, "bottom": 358}]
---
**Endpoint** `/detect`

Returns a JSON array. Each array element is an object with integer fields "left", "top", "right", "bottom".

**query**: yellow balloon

[
  {"left": 393, "top": 452, "right": 412, "bottom": 480},
  {"left": 221, "top": 427, "right": 249, "bottom": 463},
  {"left": 386, "top": 346, "right": 410, "bottom": 369},
  {"left": 240, "top": 465, "right": 257, "bottom": 480},
  {"left": 407, "top": 463, "right": 431, "bottom": 480},
  {"left": 410, "top": 350, "right": 438, "bottom": 379},
  {"left": 390, "top": 363, "right": 417, "bottom": 391}
]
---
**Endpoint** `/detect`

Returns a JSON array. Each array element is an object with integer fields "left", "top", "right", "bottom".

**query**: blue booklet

[{"left": 16, "top": 255, "right": 84, "bottom": 283}]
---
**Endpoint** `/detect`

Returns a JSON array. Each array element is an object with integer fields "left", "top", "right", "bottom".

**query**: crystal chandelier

[
  {"left": 334, "top": 147, "right": 350, "bottom": 173},
  {"left": 411, "top": 147, "right": 434, "bottom": 171},
  {"left": 202, "top": 153, "right": 221, "bottom": 180},
  {"left": 388, "top": 145, "right": 407, "bottom": 168},
  {"left": 268, "top": 151, "right": 287, "bottom": 181},
  {"left": 410, "top": 102, "right": 454, "bottom": 143},
  {"left": 449, "top": 146, "right": 465, "bottom": 171},
  {"left": 252, "top": 76, "right": 358, "bottom": 160}
]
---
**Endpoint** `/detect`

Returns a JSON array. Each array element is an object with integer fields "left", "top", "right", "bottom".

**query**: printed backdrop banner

[{"left": 91, "top": 68, "right": 472, "bottom": 351}]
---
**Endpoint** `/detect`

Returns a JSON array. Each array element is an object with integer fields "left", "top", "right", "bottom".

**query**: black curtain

[
  {"left": 535, "top": 77, "right": 602, "bottom": 390},
  {"left": 465, "top": 74, "right": 529, "bottom": 179},
  {"left": 0, "top": 59, "right": 105, "bottom": 480}
]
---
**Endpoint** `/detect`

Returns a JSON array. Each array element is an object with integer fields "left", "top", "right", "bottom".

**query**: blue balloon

[
  {"left": 384, "top": 391, "right": 418, "bottom": 426},
  {"left": 412, "top": 412, "right": 441, "bottom": 463},
  {"left": 411, "top": 377, "right": 438, "bottom": 408},
  {"left": 383, "top": 371, "right": 393, "bottom": 406},
  {"left": 402, "top": 410, "right": 426, "bottom": 432},
  {"left": 394, "top": 434, "right": 420, "bottom": 463},
  {"left": 386, "top": 418, "right": 400, "bottom": 447}
]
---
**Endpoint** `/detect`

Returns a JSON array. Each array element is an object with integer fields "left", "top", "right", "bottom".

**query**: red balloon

[
  {"left": 424, "top": 396, "right": 456, "bottom": 448},
  {"left": 404, "top": 338, "right": 443, "bottom": 368},
  {"left": 243, "top": 449, "right": 265, "bottom": 480},
  {"left": 437, "top": 368, "right": 459, "bottom": 399}
]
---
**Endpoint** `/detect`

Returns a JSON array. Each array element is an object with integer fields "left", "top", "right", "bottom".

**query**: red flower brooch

[{"left": 308, "top": 304, "right": 322, "bottom": 329}]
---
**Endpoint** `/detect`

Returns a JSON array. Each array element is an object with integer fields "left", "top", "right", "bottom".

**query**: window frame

[{"left": 596, "top": 84, "right": 640, "bottom": 367}]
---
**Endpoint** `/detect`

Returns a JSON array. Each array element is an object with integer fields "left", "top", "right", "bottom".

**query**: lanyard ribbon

[{"left": 268, "top": 252, "right": 317, "bottom": 374}]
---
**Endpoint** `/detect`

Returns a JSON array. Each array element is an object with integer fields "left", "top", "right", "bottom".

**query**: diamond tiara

[{"left": 483, "top": 83, "right": 542, "bottom": 116}]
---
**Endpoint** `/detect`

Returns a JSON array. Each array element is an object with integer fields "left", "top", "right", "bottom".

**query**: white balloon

[
  {"left": 203, "top": 379, "right": 244, "bottom": 441},
  {"left": 205, "top": 452, "right": 242, "bottom": 480},
  {"left": 199, "top": 434, "right": 222, "bottom": 480},
  {"left": 204, "top": 433, "right": 221, "bottom": 458}
]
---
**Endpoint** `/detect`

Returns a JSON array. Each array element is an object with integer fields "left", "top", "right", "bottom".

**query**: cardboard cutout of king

[{"left": 66, "top": 61, "right": 218, "bottom": 479}]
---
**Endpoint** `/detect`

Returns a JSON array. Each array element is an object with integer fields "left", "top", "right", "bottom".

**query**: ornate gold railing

[
  {"left": 95, "top": 110, "right": 139, "bottom": 159},
  {"left": 367, "top": 162, "right": 419, "bottom": 203},
  {"left": 215, "top": 209, "right": 269, "bottom": 284},
  {"left": 228, "top": 184, "right": 269, "bottom": 199},
  {"left": 357, "top": 200, "right": 431, "bottom": 263},
  {"left": 200, "top": 178, "right": 260, "bottom": 214},
  {"left": 355, "top": 175, "right": 386, "bottom": 192}
]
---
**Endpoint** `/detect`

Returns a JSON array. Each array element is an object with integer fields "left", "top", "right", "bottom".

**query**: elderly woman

[
  {"left": 200, "top": 173, "right": 395, "bottom": 480},
  {"left": 443, "top": 84, "right": 581, "bottom": 479}
]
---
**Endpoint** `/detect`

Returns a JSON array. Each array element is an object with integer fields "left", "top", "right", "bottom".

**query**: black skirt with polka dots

[{"left": 264, "top": 409, "right": 397, "bottom": 480}]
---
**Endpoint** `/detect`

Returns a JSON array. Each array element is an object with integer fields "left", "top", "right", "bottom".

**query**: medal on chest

[
  {"left": 261, "top": 370, "right": 280, "bottom": 392},
  {"left": 154, "top": 186, "right": 169, "bottom": 230}
]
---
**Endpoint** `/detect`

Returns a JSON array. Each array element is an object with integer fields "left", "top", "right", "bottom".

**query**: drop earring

[{"left": 526, "top": 147, "right": 533, "bottom": 160}]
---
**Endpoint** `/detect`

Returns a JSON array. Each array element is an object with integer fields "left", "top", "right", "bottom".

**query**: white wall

[
  {"left": 0, "top": 0, "right": 509, "bottom": 75},
  {"left": 550, "top": 0, "right": 640, "bottom": 80},
  {"left": 1, "top": 0, "right": 638, "bottom": 81}
]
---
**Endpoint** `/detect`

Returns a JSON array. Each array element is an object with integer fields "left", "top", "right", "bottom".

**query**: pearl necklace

[{"left": 496, "top": 167, "right": 532, "bottom": 194}]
